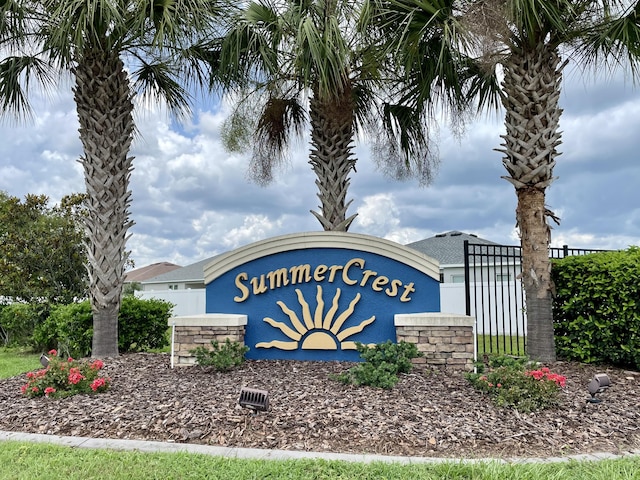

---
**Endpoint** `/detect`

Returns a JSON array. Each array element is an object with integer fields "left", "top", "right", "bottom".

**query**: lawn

[
  {"left": 1, "top": 441, "right": 639, "bottom": 480},
  {"left": 0, "top": 347, "right": 41, "bottom": 379},
  {"left": 476, "top": 334, "right": 526, "bottom": 356}
]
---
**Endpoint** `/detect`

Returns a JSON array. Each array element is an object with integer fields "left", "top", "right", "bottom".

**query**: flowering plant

[
  {"left": 21, "top": 349, "right": 111, "bottom": 399},
  {"left": 465, "top": 355, "right": 566, "bottom": 412}
]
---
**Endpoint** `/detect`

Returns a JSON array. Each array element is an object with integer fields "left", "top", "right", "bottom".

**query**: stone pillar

[
  {"left": 394, "top": 313, "right": 475, "bottom": 371},
  {"left": 168, "top": 314, "right": 248, "bottom": 367}
]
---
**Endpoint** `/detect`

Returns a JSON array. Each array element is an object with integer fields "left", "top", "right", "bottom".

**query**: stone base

[
  {"left": 169, "top": 314, "right": 247, "bottom": 367},
  {"left": 395, "top": 313, "right": 475, "bottom": 371}
]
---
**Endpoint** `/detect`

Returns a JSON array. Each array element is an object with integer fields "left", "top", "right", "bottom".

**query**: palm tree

[
  {"left": 463, "top": 0, "right": 640, "bottom": 362},
  {"left": 0, "top": 0, "right": 230, "bottom": 357},
  {"left": 214, "top": 0, "right": 467, "bottom": 231},
  {"left": 373, "top": 0, "right": 640, "bottom": 362}
]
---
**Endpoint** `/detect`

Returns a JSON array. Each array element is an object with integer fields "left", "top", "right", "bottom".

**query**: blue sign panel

[{"left": 205, "top": 233, "right": 440, "bottom": 362}]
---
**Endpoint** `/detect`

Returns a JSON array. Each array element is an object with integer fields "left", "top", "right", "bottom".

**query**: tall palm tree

[
  {"left": 384, "top": 0, "right": 639, "bottom": 362},
  {"left": 0, "top": 0, "right": 230, "bottom": 357},
  {"left": 214, "top": 0, "right": 467, "bottom": 231},
  {"left": 464, "top": 0, "right": 640, "bottom": 362}
]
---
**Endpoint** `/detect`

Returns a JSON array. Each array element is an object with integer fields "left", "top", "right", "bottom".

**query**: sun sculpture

[{"left": 256, "top": 285, "right": 375, "bottom": 351}]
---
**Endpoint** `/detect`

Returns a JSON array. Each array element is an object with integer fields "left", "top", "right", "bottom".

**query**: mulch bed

[{"left": 1, "top": 353, "right": 639, "bottom": 459}]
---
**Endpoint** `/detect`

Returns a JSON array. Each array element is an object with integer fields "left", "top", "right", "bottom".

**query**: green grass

[
  {"left": 0, "top": 442, "right": 639, "bottom": 479},
  {"left": 0, "top": 347, "right": 40, "bottom": 379},
  {"left": 477, "top": 335, "right": 526, "bottom": 357}
]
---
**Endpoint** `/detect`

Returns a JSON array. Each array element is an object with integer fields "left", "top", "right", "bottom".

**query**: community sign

[{"left": 204, "top": 232, "right": 440, "bottom": 361}]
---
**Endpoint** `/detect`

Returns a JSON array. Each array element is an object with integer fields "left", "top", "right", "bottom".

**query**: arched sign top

[{"left": 204, "top": 231, "right": 440, "bottom": 285}]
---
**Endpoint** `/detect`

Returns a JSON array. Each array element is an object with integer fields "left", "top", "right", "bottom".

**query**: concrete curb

[{"left": 1, "top": 430, "right": 639, "bottom": 465}]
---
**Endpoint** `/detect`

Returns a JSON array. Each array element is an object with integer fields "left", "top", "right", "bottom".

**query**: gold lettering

[
  {"left": 400, "top": 282, "right": 416, "bottom": 302},
  {"left": 267, "top": 268, "right": 289, "bottom": 289},
  {"left": 250, "top": 275, "right": 268, "bottom": 295},
  {"left": 290, "top": 264, "right": 311, "bottom": 284},
  {"left": 372, "top": 275, "right": 389, "bottom": 292},
  {"left": 328, "top": 265, "right": 343, "bottom": 282},
  {"left": 359, "top": 269, "right": 377, "bottom": 287},
  {"left": 233, "top": 272, "right": 250, "bottom": 302},
  {"left": 342, "top": 258, "right": 364, "bottom": 285},
  {"left": 314, "top": 264, "right": 328, "bottom": 282},
  {"left": 385, "top": 279, "right": 402, "bottom": 297}
]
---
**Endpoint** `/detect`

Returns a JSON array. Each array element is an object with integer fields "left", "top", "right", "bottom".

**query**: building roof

[
  {"left": 142, "top": 231, "right": 501, "bottom": 284},
  {"left": 142, "top": 256, "right": 218, "bottom": 284},
  {"left": 406, "top": 231, "right": 499, "bottom": 265},
  {"left": 125, "top": 262, "right": 181, "bottom": 283}
]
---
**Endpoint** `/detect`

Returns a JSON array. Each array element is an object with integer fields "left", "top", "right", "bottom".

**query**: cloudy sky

[{"left": 1, "top": 63, "right": 639, "bottom": 269}]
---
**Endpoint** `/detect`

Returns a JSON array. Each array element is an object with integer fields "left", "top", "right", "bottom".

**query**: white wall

[{"left": 136, "top": 289, "right": 205, "bottom": 317}]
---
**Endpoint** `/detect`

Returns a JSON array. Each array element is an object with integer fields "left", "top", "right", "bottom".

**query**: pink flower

[
  {"left": 48, "top": 349, "right": 57, "bottom": 356},
  {"left": 90, "top": 378, "right": 107, "bottom": 392},
  {"left": 68, "top": 357, "right": 74, "bottom": 362},
  {"left": 44, "top": 387, "right": 56, "bottom": 397},
  {"left": 26, "top": 372, "right": 35, "bottom": 379},
  {"left": 68, "top": 369, "right": 85, "bottom": 385},
  {"left": 31, "top": 387, "right": 39, "bottom": 393},
  {"left": 20, "top": 385, "right": 28, "bottom": 394},
  {"left": 497, "top": 383, "right": 502, "bottom": 388},
  {"left": 90, "top": 360, "right": 104, "bottom": 371}
]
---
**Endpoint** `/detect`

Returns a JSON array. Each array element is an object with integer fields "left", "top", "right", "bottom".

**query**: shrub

[
  {"left": 32, "top": 297, "right": 173, "bottom": 358},
  {"left": 118, "top": 296, "right": 172, "bottom": 353},
  {"left": 32, "top": 302, "right": 92, "bottom": 358},
  {"left": 0, "top": 303, "right": 49, "bottom": 347},
  {"left": 552, "top": 247, "right": 640, "bottom": 369},
  {"left": 465, "top": 355, "right": 566, "bottom": 412},
  {"left": 190, "top": 339, "right": 249, "bottom": 371},
  {"left": 334, "top": 340, "right": 422, "bottom": 389},
  {"left": 21, "top": 349, "right": 111, "bottom": 398}
]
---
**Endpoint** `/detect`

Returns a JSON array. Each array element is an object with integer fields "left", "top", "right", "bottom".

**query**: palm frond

[
  {"left": 0, "top": 55, "right": 57, "bottom": 120},
  {"left": 132, "top": 61, "right": 192, "bottom": 119}
]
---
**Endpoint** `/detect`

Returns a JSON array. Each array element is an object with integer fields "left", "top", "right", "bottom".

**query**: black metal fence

[{"left": 463, "top": 241, "right": 609, "bottom": 356}]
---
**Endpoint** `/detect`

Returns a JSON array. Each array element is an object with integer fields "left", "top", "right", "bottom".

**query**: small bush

[
  {"left": 465, "top": 355, "right": 566, "bottom": 412},
  {"left": 21, "top": 349, "right": 110, "bottom": 398},
  {"left": 32, "top": 297, "right": 173, "bottom": 358},
  {"left": 0, "top": 303, "right": 49, "bottom": 347},
  {"left": 32, "top": 302, "right": 92, "bottom": 358},
  {"left": 334, "top": 340, "right": 422, "bottom": 389},
  {"left": 190, "top": 339, "right": 249, "bottom": 371}
]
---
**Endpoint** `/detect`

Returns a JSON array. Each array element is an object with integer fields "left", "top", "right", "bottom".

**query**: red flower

[
  {"left": 90, "top": 360, "right": 104, "bottom": 371},
  {"left": 20, "top": 385, "right": 28, "bottom": 394},
  {"left": 90, "top": 378, "right": 107, "bottom": 392},
  {"left": 48, "top": 349, "right": 57, "bottom": 356},
  {"left": 44, "top": 387, "right": 56, "bottom": 396}
]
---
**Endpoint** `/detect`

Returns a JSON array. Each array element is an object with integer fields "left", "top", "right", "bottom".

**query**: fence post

[{"left": 464, "top": 240, "right": 471, "bottom": 316}]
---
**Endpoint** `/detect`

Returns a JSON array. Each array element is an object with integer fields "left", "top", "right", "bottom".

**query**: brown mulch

[{"left": 1, "top": 353, "right": 639, "bottom": 459}]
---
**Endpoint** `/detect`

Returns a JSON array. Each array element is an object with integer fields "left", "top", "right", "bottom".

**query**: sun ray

[
  {"left": 263, "top": 317, "right": 302, "bottom": 340},
  {"left": 256, "top": 340, "right": 299, "bottom": 350},
  {"left": 322, "top": 288, "right": 341, "bottom": 330},
  {"left": 276, "top": 300, "right": 308, "bottom": 335},
  {"left": 330, "top": 293, "right": 361, "bottom": 334},
  {"left": 313, "top": 285, "right": 324, "bottom": 328},
  {"left": 337, "top": 315, "right": 376, "bottom": 341},
  {"left": 340, "top": 341, "right": 358, "bottom": 350},
  {"left": 295, "top": 289, "right": 315, "bottom": 330}
]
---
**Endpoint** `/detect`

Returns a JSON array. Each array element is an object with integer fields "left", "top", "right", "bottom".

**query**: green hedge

[
  {"left": 0, "top": 303, "right": 49, "bottom": 347},
  {"left": 552, "top": 247, "right": 640, "bottom": 369},
  {"left": 33, "top": 296, "right": 172, "bottom": 358}
]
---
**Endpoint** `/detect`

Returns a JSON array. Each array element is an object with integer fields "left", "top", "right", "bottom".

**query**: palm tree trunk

[
  {"left": 516, "top": 187, "right": 556, "bottom": 362},
  {"left": 308, "top": 88, "right": 357, "bottom": 231},
  {"left": 499, "top": 42, "right": 564, "bottom": 363},
  {"left": 74, "top": 49, "right": 135, "bottom": 358}
]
